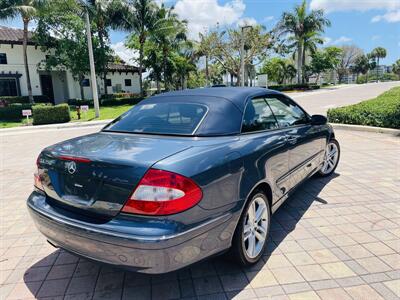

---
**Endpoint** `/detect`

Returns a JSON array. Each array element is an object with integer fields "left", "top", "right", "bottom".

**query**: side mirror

[{"left": 311, "top": 114, "right": 327, "bottom": 125}]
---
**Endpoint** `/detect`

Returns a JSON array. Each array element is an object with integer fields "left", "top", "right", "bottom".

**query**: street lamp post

[
  {"left": 84, "top": 7, "right": 100, "bottom": 118},
  {"left": 240, "top": 25, "right": 252, "bottom": 87}
]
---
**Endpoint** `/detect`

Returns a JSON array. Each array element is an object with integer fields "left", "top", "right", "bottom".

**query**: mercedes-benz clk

[{"left": 28, "top": 87, "right": 340, "bottom": 274}]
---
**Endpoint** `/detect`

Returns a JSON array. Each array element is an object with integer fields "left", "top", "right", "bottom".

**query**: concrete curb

[
  {"left": 331, "top": 123, "right": 400, "bottom": 136},
  {"left": 0, "top": 119, "right": 112, "bottom": 133}
]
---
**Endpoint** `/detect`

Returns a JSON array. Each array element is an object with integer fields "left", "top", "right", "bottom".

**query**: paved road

[
  {"left": 290, "top": 81, "right": 400, "bottom": 115},
  {"left": 1, "top": 126, "right": 399, "bottom": 299}
]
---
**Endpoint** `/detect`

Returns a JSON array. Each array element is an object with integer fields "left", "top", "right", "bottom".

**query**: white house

[{"left": 0, "top": 26, "right": 140, "bottom": 104}]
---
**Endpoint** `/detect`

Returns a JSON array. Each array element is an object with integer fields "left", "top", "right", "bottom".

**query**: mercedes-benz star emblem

[{"left": 67, "top": 161, "right": 77, "bottom": 174}]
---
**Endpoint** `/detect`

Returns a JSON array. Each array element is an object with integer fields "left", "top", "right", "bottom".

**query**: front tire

[
  {"left": 231, "top": 192, "right": 271, "bottom": 266},
  {"left": 318, "top": 138, "right": 340, "bottom": 177}
]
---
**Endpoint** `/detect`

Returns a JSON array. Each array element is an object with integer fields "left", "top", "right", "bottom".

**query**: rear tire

[
  {"left": 230, "top": 192, "right": 271, "bottom": 266},
  {"left": 318, "top": 138, "right": 340, "bottom": 177}
]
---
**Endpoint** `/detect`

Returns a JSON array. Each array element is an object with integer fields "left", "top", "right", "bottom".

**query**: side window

[
  {"left": 0, "top": 53, "right": 7, "bottom": 64},
  {"left": 266, "top": 96, "right": 309, "bottom": 127},
  {"left": 241, "top": 98, "right": 279, "bottom": 133}
]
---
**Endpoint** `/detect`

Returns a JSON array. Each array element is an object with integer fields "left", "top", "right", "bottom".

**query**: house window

[
  {"left": 124, "top": 79, "right": 132, "bottom": 86},
  {"left": 0, "top": 53, "right": 7, "bottom": 64},
  {"left": 0, "top": 78, "right": 18, "bottom": 96},
  {"left": 81, "top": 79, "right": 90, "bottom": 87},
  {"left": 106, "top": 79, "right": 112, "bottom": 86}
]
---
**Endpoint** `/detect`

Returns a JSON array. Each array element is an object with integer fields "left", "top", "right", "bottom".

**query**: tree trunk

[
  {"left": 297, "top": 43, "right": 302, "bottom": 84},
  {"left": 205, "top": 55, "right": 209, "bottom": 86},
  {"left": 23, "top": 19, "right": 33, "bottom": 103},
  {"left": 163, "top": 47, "right": 168, "bottom": 91},
  {"left": 301, "top": 46, "right": 306, "bottom": 84},
  {"left": 156, "top": 78, "right": 161, "bottom": 93},
  {"left": 376, "top": 57, "right": 379, "bottom": 81},
  {"left": 138, "top": 41, "right": 144, "bottom": 96},
  {"left": 79, "top": 75, "right": 85, "bottom": 100},
  {"left": 98, "top": 28, "right": 108, "bottom": 97}
]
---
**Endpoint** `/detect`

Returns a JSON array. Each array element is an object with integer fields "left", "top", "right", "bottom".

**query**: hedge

[
  {"left": 0, "top": 103, "right": 33, "bottom": 120},
  {"left": 68, "top": 96, "right": 144, "bottom": 107},
  {"left": 32, "top": 104, "right": 71, "bottom": 125},
  {"left": 327, "top": 87, "right": 400, "bottom": 129},
  {"left": 0, "top": 95, "right": 50, "bottom": 104},
  {"left": 268, "top": 84, "right": 320, "bottom": 92}
]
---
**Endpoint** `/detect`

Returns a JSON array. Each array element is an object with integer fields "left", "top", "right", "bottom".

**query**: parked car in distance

[{"left": 28, "top": 87, "right": 340, "bottom": 274}]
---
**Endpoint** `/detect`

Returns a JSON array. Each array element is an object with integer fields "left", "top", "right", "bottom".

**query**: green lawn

[
  {"left": 327, "top": 86, "right": 400, "bottom": 129},
  {"left": 70, "top": 104, "right": 132, "bottom": 121},
  {"left": 0, "top": 104, "right": 133, "bottom": 129}
]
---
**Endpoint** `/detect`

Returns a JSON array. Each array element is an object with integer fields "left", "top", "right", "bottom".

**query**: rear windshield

[{"left": 103, "top": 102, "right": 208, "bottom": 135}]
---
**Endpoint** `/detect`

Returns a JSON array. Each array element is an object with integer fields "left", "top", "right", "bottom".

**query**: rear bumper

[{"left": 27, "top": 191, "right": 237, "bottom": 274}]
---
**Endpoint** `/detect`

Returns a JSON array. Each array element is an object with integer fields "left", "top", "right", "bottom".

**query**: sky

[{"left": 2, "top": 0, "right": 399, "bottom": 65}]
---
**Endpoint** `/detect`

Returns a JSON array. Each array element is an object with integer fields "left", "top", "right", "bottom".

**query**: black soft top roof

[
  {"left": 138, "top": 87, "right": 283, "bottom": 136},
  {"left": 148, "top": 87, "right": 283, "bottom": 112}
]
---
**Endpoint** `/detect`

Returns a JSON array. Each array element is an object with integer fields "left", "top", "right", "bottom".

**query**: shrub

[
  {"left": 268, "top": 84, "right": 320, "bottom": 92},
  {"left": 100, "top": 92, "right": 138, "bottom": 100},
  {"left": 327, "top": 87, "right": 400, "bottom": 129},
  {"left": 67, "top": 98, "right": 94, "bottom": 106},
  {"left": 0, "top": 95, "right": 50, "bottom": 104},
  {"left": 101, "top": 97, "right": 144, "bottom": 106},
  {"left": 0, "top": 103, "right": 33, "bottom": 120},
  {"left": 33, "top": 104, "right": 71, "bottom": 125}
]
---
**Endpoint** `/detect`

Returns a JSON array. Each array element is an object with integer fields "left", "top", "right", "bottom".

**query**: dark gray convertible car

[{"left": 28, "top": 87, "right": 340, "bottom": 274}]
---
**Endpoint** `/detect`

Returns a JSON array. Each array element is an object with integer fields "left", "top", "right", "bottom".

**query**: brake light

[
  {"left": 34, "top": 155, "right": 44, "bottom": 192},
  {"left": 122, "top": 169, "right": 202, "bottom": 215},
  {"left": 58, "top": 155, "right": 91, "bottom": 163}
]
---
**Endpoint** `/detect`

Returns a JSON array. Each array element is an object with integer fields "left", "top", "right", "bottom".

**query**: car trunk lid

[{"left": 37, "top": 132, "right": 192, "bottom": 219}]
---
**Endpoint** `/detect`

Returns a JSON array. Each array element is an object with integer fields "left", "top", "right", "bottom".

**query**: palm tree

[
  {"left": 123, "top": 0, "right": 158, "bottom": 97},
  {"left": 352, "top": 54, "right": 370, "bottom": 82},
  {"left": 197, "top": 31, "right": 217, "bottom": 87},
  {"left": 0, "top": 0, "right": 46, "bottom": 102},
  {"left": 149, "top": 5, "right": 187, "bottom": 91},
  {"left": 276, "top": 0, "right": 330, "bottom": 84},
  {"left": 87, "top": 0, "right": 127, "bottom": 96},
  {"left": 370, "top": 47, "right": 387, "bottom": 81}
]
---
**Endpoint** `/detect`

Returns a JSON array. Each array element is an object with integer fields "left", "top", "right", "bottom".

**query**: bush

[
  {"left": 0, "top": 95, "right": 50, "bottom": 104},
  {"left": 268, "top": 84, "right": 320, "bottom": 92},
  {"left": 0, "top": 103, "right": 33, "bottom": 120},
  {"left": 100, "top": 92, "right": 138, "bottom": 100},
  {"left": 67, "top": 98, "right": 94, "bottom": 106},
  {"left": 327, "top": 87, "right": 400, "bottom": 129},
  {"left": 356, "top": 73, "right": 399, "bottom": 84},
  {"left": 101, "top": 97, "right": 144, "bottom": 106},
  {"left": 33, "top": 104, "right": 71, "bottom": 125}
]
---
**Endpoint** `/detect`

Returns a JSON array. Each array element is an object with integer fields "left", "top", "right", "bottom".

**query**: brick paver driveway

[{"left": 1, "top": 127, "right": 399, "bottom": 300}]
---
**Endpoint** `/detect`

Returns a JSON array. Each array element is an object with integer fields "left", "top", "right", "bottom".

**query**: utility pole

[
  {"left": 240, "top": 25, "right": 252, "bottom": 87},
  {"left": 84, "top": 6, "right": 100, "bottom": 118}
]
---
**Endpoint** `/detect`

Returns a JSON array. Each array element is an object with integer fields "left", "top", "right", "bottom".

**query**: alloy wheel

[
  {"left": 243, "top": 196, "right": 269, "bottom": 259},
  {"left": 320, "top": 141, "right": 339, "bottom": 175}
]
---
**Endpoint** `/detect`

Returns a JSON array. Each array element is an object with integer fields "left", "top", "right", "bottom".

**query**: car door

[
  {"left": 240, "top": 97, "right": 290, "bottom": 204},
  {"left": 265, "top": 95, "right": 326, "bottom": 191}
]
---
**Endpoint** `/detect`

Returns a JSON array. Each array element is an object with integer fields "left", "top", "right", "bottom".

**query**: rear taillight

[
  {"left": 122, "top": 169, "right": 202, "bottom": 215},
  {"left": 34, "top": 155, "right": 44, "bottom": 192}
]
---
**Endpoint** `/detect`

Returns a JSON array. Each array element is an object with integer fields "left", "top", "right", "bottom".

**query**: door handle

[{"left": 286, "top": 135, "right": 297, "bottom": 144}]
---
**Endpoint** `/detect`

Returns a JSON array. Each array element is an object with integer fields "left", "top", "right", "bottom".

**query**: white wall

[
  {"left": 0, "top": 43, "right": 141, "bottom": 101},
  {"left": 0, "top": 43, "right": 49, "bottom": 96}
]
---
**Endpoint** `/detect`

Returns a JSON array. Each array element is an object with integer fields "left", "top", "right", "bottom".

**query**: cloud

[
  {"left": 174, "top": 0, "right": 245, "bottom": 40},
  {"left": 110, "top": 42, "right": 138, "bottom": 65},
  {"left": 371, "top": 10, "right": 400, "bottom": 23},
  {"left": 310, "top": 0, "right": 400, "bottom": 24},
  {"left": 310, "top": 0, "right": 400, "bottom": 13},
  {"left": 262, "top": 16, "right": 275, "bottom": 22},
  {"left": 371, "top": 35, "right": 381, "bottom": 41},
  {"left": 237, "top": 17, "right": 257, "bottom": 27},
  {"left": 324, "top": 36, "right": 352, "bottom": 45}
]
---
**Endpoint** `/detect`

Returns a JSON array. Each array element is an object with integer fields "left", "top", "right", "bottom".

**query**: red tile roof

[{"left": 0, "top": 26, "right": 34, "bottom": 44}]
